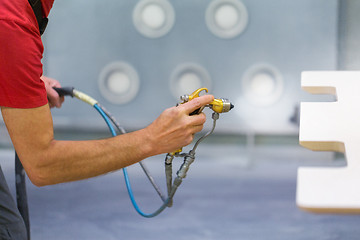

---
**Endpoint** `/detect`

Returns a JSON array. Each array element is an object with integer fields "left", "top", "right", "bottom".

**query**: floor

[{"left": 1, "top": 143, "right": 360, "bottom": 240}]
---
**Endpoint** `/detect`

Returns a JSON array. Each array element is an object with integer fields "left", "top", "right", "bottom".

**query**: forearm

[
  {"left": 2, "top": 105, "right": 152, "bottom": 186},
  {"left": 29, "top": 129, "right": 152, "bottom": 186}
]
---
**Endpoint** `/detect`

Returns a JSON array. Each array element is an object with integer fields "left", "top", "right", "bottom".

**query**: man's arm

[{"left": 1, "top": 94, "right": 214, "bottom": 187}]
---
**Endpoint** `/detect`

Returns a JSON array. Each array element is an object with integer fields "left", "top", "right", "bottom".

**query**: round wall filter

[
  {"left": 133, "top": 0, "right": 175, "bottom": 38},
  {"left": 98, "top": 61, "right": 140, "bottom": 105}
]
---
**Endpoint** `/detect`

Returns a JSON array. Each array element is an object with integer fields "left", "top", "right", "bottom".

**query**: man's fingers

[
  {"left": 41, "top": 76, "right": 64, "bottom": 108},
  {"left": 181, "top": 95, "right": 214, "bottom": 114},
  {"left": 192, "top": 123, "right": 204, "bottom": 134},
  {"left": 190, "top": 112, "right": 206, "bottom": 126}
]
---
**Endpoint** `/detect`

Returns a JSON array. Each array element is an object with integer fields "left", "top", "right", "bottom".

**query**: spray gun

[
  {"left": 165, "top": 87, "right": 234, "bottom": 207},
  {"left": 168, "top": 88, "right": 234, "bottom": 155},
  {"left": 180, "top": 87, "right": 234, "bottom": 115},
  {"left": 53, "top": 86, "right": 234, "bottom": 217}
]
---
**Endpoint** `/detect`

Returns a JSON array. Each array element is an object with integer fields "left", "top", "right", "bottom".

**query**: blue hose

[
  {"left": 94, "top": 104, "right": 116, "bottom": 136},
  {"left": 93, "top": 104, "right": 170, "bottom": 218}
]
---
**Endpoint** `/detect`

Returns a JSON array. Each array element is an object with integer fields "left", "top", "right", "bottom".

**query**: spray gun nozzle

[{"left": 209, "top": 98, "right": 234, "bottom": 113}]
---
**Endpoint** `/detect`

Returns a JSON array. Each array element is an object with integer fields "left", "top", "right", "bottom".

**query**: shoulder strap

[{"left": 28, "top": 0, "right": 48, "bottom": 35}]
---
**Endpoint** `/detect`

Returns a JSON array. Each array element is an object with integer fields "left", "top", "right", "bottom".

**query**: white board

[{"left": 297, "top": 71, "right": 360, "bottom": 213}]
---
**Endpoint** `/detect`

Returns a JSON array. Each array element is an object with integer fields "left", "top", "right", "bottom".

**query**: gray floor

[{"left": 1, "top": 143, "right": 360, "bottom": 240}]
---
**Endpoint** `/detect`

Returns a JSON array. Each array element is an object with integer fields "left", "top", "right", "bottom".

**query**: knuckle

[
  {"left": 164, "top": 107, "right": 178, "bottom": 118},
  {"left": 191, "top": 98, "right": 202, "bottom": 108},
  {"left": 199, "top": 113, "right": 206, "bottom": 122},
  {"left": 164, "top": 107, "right": 173, "bottom": 114},
  {"left": 183, "top": 128, "right": 193, "bottom": 138},
  {"left": 185, "top": 135, "right": 194, "bottom": 145},
  {"left": 192, "top": 113, "right": 206, "bottom": 126}
]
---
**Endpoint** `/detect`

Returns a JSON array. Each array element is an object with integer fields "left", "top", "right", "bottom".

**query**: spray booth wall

[{"left": 44, "top": 0, "right": 338, "bottom": 134}]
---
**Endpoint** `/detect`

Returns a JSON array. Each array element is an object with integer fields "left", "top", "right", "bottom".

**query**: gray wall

[
  {"left": 42, "top": 0, "right": 338, "bottom": 134},
  {"left": 338, "top": 0, "right": 360, "bottom": 70}
]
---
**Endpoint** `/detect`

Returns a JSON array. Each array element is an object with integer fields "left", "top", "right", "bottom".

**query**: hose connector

[
  {"left": 176, "top": 151, "right": 195, "bottom": 179},
  {"left": 165, "top": 154, "right": 174, "bottom": 207},
  {"left": 165, "top": 153, "right": 174, "bottom": 165}
]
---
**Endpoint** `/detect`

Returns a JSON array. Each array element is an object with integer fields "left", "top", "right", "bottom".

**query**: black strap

[
  {"left": 15, "top": 152, "right": 31, "bottom": 240},
  {"left": 28, "top": 0, "right": 48, "bottom": 35}
]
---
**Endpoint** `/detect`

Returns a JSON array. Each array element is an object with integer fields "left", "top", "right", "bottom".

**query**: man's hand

[
  {"left": 144, "top": 94, "right": 214, "bottom": 155},
  {"left": 40, "top": 75, "right": 64, "bottom": 108}
]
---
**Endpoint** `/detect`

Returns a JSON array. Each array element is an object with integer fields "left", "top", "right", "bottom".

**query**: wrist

[{"left": 136, "top": 128, "right": 158, "bottom": 158}]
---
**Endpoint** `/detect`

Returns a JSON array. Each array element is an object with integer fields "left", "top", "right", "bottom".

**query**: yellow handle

[
  {"left": 188, "top": 88, "right": 208, "bottom": 101},
  {"left": 170, "top": 148, "right": 182, "bottom": 156},
  {"left": 181, "top": 88, "right": 208, "bottom": 103}
]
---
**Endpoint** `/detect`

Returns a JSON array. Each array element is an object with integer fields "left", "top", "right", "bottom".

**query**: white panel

[{"left": 297, "top": 71, "right": 360, "bottom": 213}]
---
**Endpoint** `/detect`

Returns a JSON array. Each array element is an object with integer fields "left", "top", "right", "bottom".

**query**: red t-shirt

[{"left": 0, "top": 0, "right": 54, "bottom": 108}]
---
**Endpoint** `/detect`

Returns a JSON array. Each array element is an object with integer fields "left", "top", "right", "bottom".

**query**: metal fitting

[
  {"left": 177, "top": 152, "right": 195, "bottom": 179},
  {"left": 180, "top": 95, "right": 189, "bottom": 102},
  {"left": 212, "top": 112, "right": 219, "bottom": 120},
  {"left": 165, "top": 153, "right": 174, "bottom": 165}
]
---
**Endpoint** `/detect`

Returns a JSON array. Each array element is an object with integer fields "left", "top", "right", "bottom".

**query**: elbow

[
  {"left": 23, "top": 156, "right": 54, "bottom": 187},
  {"left": 26, "top": 168, "right": 50, "bottom": 187},
  {"left": 16, "top": 141, "right": 59, "bottom": 187},
  {"left": 29, "top": 177, "right": 48, "bottom": 187}
]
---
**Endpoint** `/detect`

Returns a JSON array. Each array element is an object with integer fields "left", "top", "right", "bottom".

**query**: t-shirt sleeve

[{"left": 0, "top": 19, "right": 48, "bottom": 108}]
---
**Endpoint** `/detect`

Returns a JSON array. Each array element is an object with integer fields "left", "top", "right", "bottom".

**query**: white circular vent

[
  {"left": 98, "top": 62, "right": 140, "bottom": 105},
  {"left": 133, "top": 0, "right": 175, "bottom": 38},
  {"left": 206, "top": 0, "right": 249, "bottom": 39},
  {"left": 242, "top": 63, "right": 283, "bottom": 106},
  {"left": 170, "top": 63, "right": 212, "bottom": 100}
]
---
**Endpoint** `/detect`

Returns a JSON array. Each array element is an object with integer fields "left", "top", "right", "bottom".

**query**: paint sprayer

[{"left": 54, "top": 87, "right": 234, "bottom": 217}]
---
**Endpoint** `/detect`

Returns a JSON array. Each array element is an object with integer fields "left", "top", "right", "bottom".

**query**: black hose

[
  {"left": 15, "top": 152, "right": 31, "bottom": 240},
  {"left": 53, "top": 87, "right": 74, "bottom": 97}
]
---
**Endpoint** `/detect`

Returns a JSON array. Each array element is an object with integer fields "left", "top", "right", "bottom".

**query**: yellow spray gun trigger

[
  {"left": 180, "top": 87, "right": 234, "bottom": 114},
  {"left": 179, "top": 88, "right": 209, "bottom": 115},
  {"left": 170, "top": 88, "right": 234, "bottom": 155}
]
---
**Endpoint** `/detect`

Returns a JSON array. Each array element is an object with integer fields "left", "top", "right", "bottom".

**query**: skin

[
  {"left": 41, "top": 75, "right": 64, "bottom": 108},
  {"left": 1, "top": 78, "right": 214, "bottom": 187}
]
